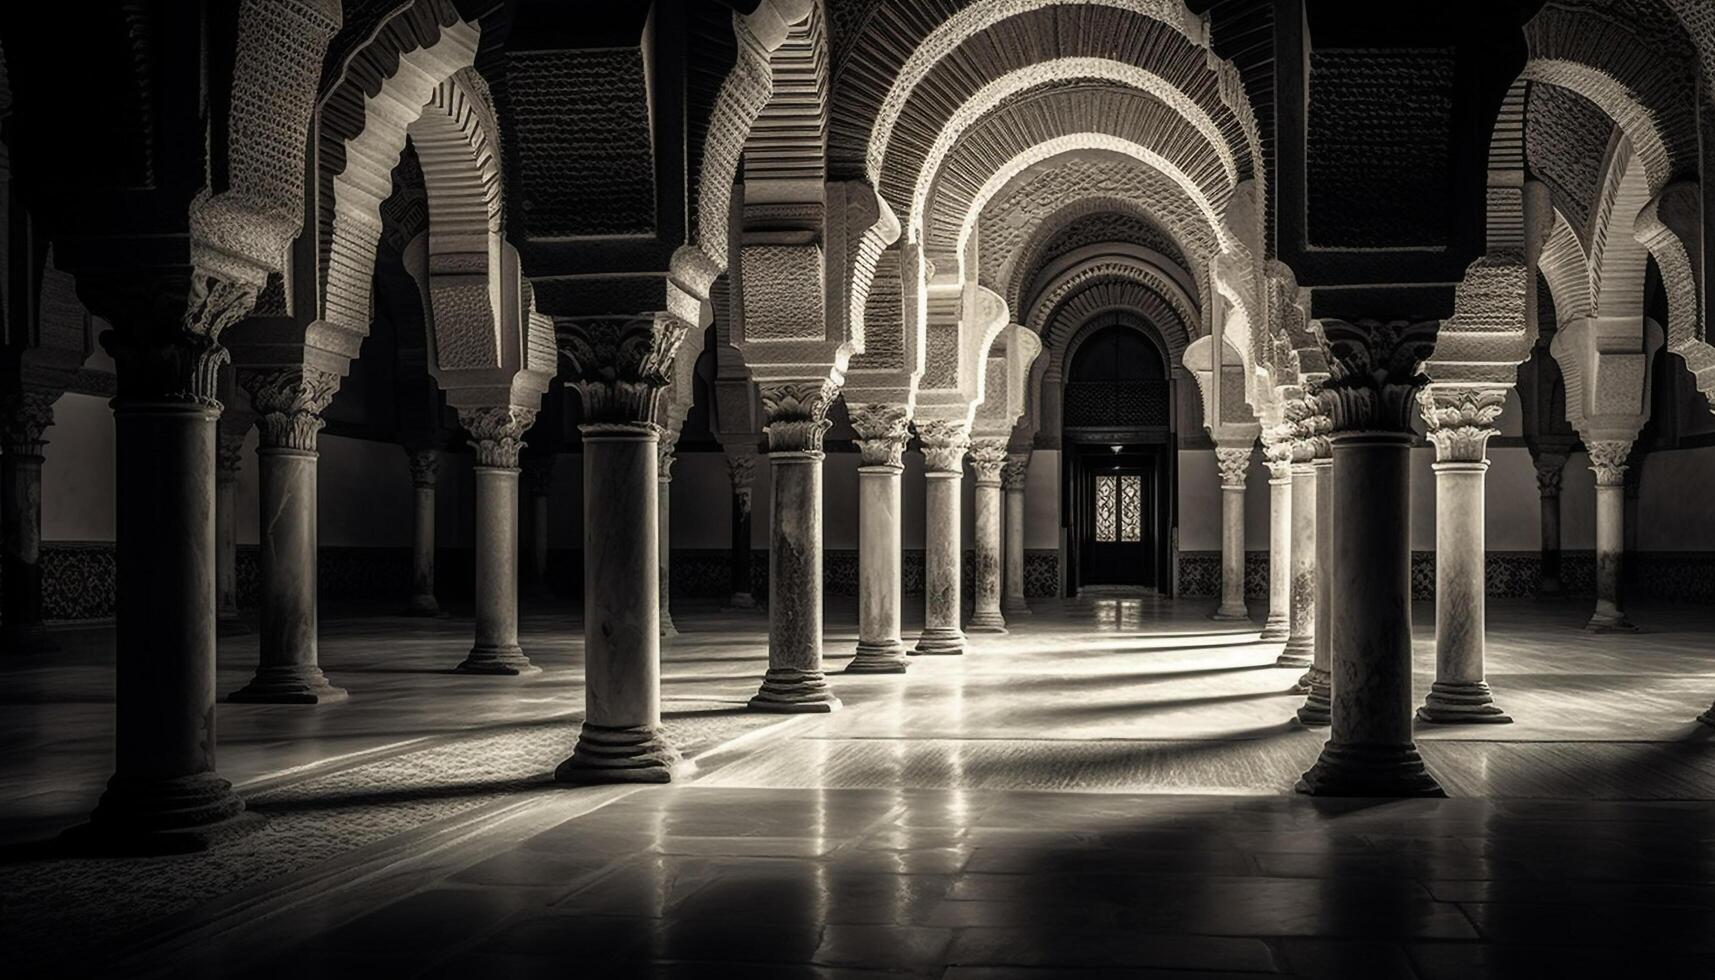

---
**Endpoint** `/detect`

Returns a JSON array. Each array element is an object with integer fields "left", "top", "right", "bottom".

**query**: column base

[
  {"left": 750, "top": 667, "right": 841, "bottom": 713},
  {"left": 1294, "top": 666, "right": 1331, "bottom": 726},
  {"left": 455, "top": 645, "right": 541, "bottom": 676},
  {"left": 405, "top": 594, "right": 440, "bottom": 617},
  {"left": 660, "top": 613, "right": 679, "bottom": 640},
  {"left": 2, "top": 623, "right": 61, "bottom": 654},
  {"left": 1258, "top": 614, "right": 1290, "bottom": 641},
  {"left": 966, "top": 609, "right": 1008, "bottom": 634},
  {"left": 1417, "top": 680, "right": 1512, "bottom": 724},
  {"left": 846, "top": 641, "right": 909, "bottom": 674},
  {"left": 1211, "top": 603, "right": 1250, "bottom": 622},
  {"left": 913, "top": 628, "right": 966, "bottom": 655},
  {"left": 1002, "top": 597, "right": 1032, "bottom": 617},
  {"left": 65, "top": 772, "right": 257, "bottom": 855},
  {"left": 1583, "top": 612, "right": 1638, "bottom": 633},
  {"left": 1296, "top": 742, "right": 1446, "bottom": 798},
  {"left": 228, "top": 665, "right": 349, "bottom": 704},
  {"left": 1276, "top": 637, "right": 1313, "bottom": 669},
  {"left": 555, "top": 723, "right": 682, "bottom": 785}
]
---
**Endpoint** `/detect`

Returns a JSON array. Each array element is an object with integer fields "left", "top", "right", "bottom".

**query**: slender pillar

[
  {"left": 967, "top": 439, "right": 1009, "bottom": 633},
  {"left": 455, "top": 406, "right": 539, "bottom": 675},
  {"left": 1418, "top": 387, "right": 1511, "bottom": 724},
  {"left": 1260, "top": 448, "right": 1292, "bottom": 641},
  {"left": 750, "top": 380, "right": 840, "bottom": 711},
  {"left": 1279, "top": 436, "right": 1318, "bottom": 668},
  {"left": 1296, "top": 450, "right": 1334, "bottom": 725},
  {"left": 228, "top": 369, "right": 346, "bottom": 704},
  {"left": 1298, "top": 320, "right": 1443, "bottom": 798},
  {"left": 523, "top": 454, "right": 555, "bottom": 603},
  {"left": 77, "top": 303, "right": 254, "bottom": 852},
  {"left": 405, "top": 448, "right": 440, "bottom": 616},
  {"left": 1585, "top": 440, "right": 1637, "bottom": 632},
  {"left": 915, "top": 420, "right": 969, "bottom": 655},
  {"left": 2, "top": 390, "right": 59, "bottom": 653},
  {"left": 847, "top": 404, "right": 911, "bottom": 673},
  {"left": 725, "top": 448, "right": 758, "bottom": 609},
  {"left": 1534, "top": 452, "right": 1566, "bottom": 596},
  {"left": 658, "top": 444, "right": 678, "bottom": 638},
  {"left": 1212, "top": 443, "right": 1252, "bottom": 621},
  {"left": 215, "top": 413, "right": 249, "bottom": 633},
  {"left": 1002, "top": 453, "right": 1032, "bottom": 617}
]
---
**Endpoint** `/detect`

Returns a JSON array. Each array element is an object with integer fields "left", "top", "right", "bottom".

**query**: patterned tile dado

[
  {"left": 39, "top": 544, "right": 117, "bottom": 621},
  {"left": 1176, "top": 550, "right": 1602, "bottom": 600},
  {"left": 668, "top": 549, "right": 1062, "bottom": 600}
]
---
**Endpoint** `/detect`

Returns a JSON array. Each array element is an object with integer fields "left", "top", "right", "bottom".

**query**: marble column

[
  {"left": 405, "top": 448, "right": 440, "bottom": 616},
  {"left": 1585, "top": 440, "right": 1637, "bottom": 632},
  {"left": 1, "top": 390, "right": 59, "bottom": 653},
  {"left": 523, "top": 455, "right": 555, "bottom": 603},
  {"left": 1260, "top": 450, "right": 1292, "bottom": 641},
  {"left": 1298, "top": 320, "right": 1443, "bottom": 798},
  {"left": 81, "top": 308, "right": 253, "bottom": 852},
  {"left": 1279, "top": 447, "right": 1317, "bottom": 669},
  {"left": 725, "top": 448, "right": 758, "bottom": 609},
  {"left": 1534, "top": 453, "right": 1566, "bottom": 596},
  {"left": 1296, "top": 449, "right": 1334, "bottom": 725},
  {"left": 456, "top": 407, "right": 539, "bottom": 675},
  {"left": 657, "top": 444, "right": 678, "bottom": 639},
  {"left": 750, "top": 381, "right": 840, "bottom": 711},
  {"left": 915, "top": 420, "right": 969, "bottom": 655},
  {"left": 1002, "top": 453, "right": 1032, "bottom": 617},
  {"left": 228, "top": 369, "right": 346, "bottom": 704},
  {"left": 215, "top": 414, "right": 250, "bottom": 633},
  {"left": 1417, "top": 387, "right": 1511, "bottom": 724},
  {"left": 967, "top": 439, "right": 1009, "bottom": 633},
  {"left": 1212, "top": 444, "right": 1252, "bottom": 621},
  {"left": 847, "top": 404, "right": 911, "bottom": 673}
]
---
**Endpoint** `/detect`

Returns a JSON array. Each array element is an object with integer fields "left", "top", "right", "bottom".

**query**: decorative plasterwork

[
  {"left": 1023, "top": 250, "right": 1199, "bottom": 342},
  {"left": 1315, "top": 320, "right": 1436, "bottom": 435},
  {"left": 1548, "top": 313, "right": 1664, "bottom": 443},
  {"left": 1634, "top": 180, "right": 1714, "bottom": 399},
  {"left": 1184, "top": 334, "right": 1260, "bottom": 443},
  {"left": 1037, "top": 278, "right": 1193, "bottom": 375},
  {"left": 971, "top": 324, "right": 1043, "bottom": 440},
  {"left": 991, "top": 201, "right": 1197, "bottom": 320},
  {"left": 1588, "top": 134, "right": 1653, "bottom": 319},
  {"left": 558, "top": 314, "right": 690, "bottom": 426},
  {"left": 915, "top": 284, "right": 1010, "bottom": 429},
  {"left": 1538, "top": 209, "right": 1594, "bottom": 325},
  {"left": 741, "top": 0, "right": 829, "bottom": 186}
]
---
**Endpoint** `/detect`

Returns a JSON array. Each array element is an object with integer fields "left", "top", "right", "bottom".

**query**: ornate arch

[
  {"left": 1038, "top": 276, "right": 1193, "bottom": 373},
  {"left": 992, "top": 196, "right": 1199, "bottom": 320},
  {"left": 1024, "top": 249, "right": 1199, "bottom": 343},
  {"left": 1538, "top": 208, "right": 1593, "bottom": 325}
]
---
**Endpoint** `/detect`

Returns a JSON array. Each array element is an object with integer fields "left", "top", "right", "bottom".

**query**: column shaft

[
  {"left": 1003, "top": 482, "right": 1030, "bottom": 616},
  {"left": 849, "top": 464, "right": 907, "bottom": 672},
  {"left": 1419, "top": 461, "right": 1509, "bottom": 722},
  {"left": 1280, "top": 464, "right": 1316, "bottom": 668},
  {"left": 751, "top": 449, "right": 840, "bottom": 710},
  {"left": 215, "top": 473, "right": 241, "bottom": 629},
  {"left": 917, "top": 472, "right": 965, "bottom": 654},
  {"left": 1589, "top": 481, "right": 1634, "bottom": 631},
  {"left": 1296, "top": 458, "right": 1333, "bottom": 725},
  {"left": 458, "top": 466, "right": 536, "bottom": 674},
  {"left": 405, "top": 450, "right": 439, "bottom": 616},
  {"left": 968, "top": 477, "right": 1006, "bottom": 632},
  {"left": 1261, "top": 465, "right": 1292, "bottom": 640},
  {"left": 658, "top": 468, "right": 676, "bottom": 638},
  {"left": 1539, "top": 493, "right": 1563, "bottom": 594},
  {"left": 1, "top": 452, "right": 52, "bottom": 651},
  {"left": 558, "top": 427, "right": 679, "bottom": 782},
  {"left": 1215, "top": 484, "right": 1248, "bottom": 620},
  {"left": 726, "top": 452, "right": 757, "bottom": 609},
  {"left": 530, "top": 489, "right": 551, "bottom": 598}
]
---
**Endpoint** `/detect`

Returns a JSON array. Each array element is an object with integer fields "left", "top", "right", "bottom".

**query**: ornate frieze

[
  {"left": 916, "top": 418, "right": 972, "bottom": 474},
  {"left": 1215, "top": 446, "right": 1251, "bottom": 489},
  {"left": 557, "top": 315, "right": 689, "bottom": 426},
  {"left": 1316, "top": 320, "right": 1437, "bottom": 435},
  {"left": 968, "top": 439, "right": 1009, "bottom": 486},
  {"left": 459, "top": 406, "right": 537, "bottom": 469},
  {"left": 1586, "top": 439, "right": 1633, "bottom": 487},
  {"left": 759, "top": 379, "right": 839, "bottom": 454},
  {"left": 848, "top": 402, "right": 912, "bottom": 469},
  {"left": 242, "top": 366, "right": 340, "bottom": 452},
  {"left": 1420, "top": 386, "right": 1508, "bottom": 463}
]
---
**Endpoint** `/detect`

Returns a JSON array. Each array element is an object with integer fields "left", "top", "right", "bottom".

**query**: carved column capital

[
  {"left": 459, "top": 406, "right": 537, "bottom": 469},
  {"left": 849, "top": 402, "right": 912, "bottom": 469},
  {"left": 916, "top": 419, "right": 971, "bottom": 474},
  {"left": 94, "top": 270, "right": 259, "bottom": 410},
  {"left": 523, "top": 455, "right": 556, "bottom": 496},
  {"left": 242, "top": 366, "right": 340, "bottom": 452},
  {"left": 1215, "top": 446, "right": 1252, "bottom": 489},
  {"left": 1315, "top": 320, "right": 1437, "bottom": 435},
  {"left": 557, "top": 314, "right": 689, "bottom": 426},
  {"left": 726, "top": 447, "right": 758, "bottom": 513},
  {"left": 968, "top": 439, "right": 1009, "bottom": 486},
  {"left": 407, "top": 448, "right": 440, "bottom": 489},
  {"left": 1586, "top": 439, "right": 1632, "bottom": 487},
  {"left": 657, "top": 442, "right": 678, "bottom": 482},
  {"left": 759, "top": 379, "right": 839, "bottom": 454},
  {"left": 1533, "top": 452, "right": 1566, "bottom": 497},
  {"left": 1420, "top": 385, "right": 1507, "bottom": 463},
  {"left": 1284, "top": 395, "right": 1331, "bottom": 464},
  {"left": 1001, "top": 453, "right": 1031, "bottom": 491},
  {"left": 0, "top": 389, "right": 58, "bottom": 457}
]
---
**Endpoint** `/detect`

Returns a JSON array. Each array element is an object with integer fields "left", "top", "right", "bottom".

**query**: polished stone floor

[{"left": 4, "top": 596, "right": 1715, "bottom": 976}]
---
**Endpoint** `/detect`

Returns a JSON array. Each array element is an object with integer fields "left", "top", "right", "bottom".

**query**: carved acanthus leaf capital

[
  {"left": 916, "top": 418, "right": 971, "bottom": 474},
  {"left": 726, "top": 447, "right": 758, "bottom": 489},
  {"left": 407, "top": 448, "right": 440, "bottom": 489},
  {"left": 968, "top": 439, "right": 1009, "bottom": 486},
  {"left": 0, "top": 389, "right": 58, "bottom": 456},
  {"left": 759, "top": 379, "right": 839, "bottom": 454},
  {"left": 1533, "top": 452, "right": 1567, "bottom": 496},
  {"left": 243, "top": 366, "right": 341, "bottom": 452},
  {"left": 1283, "top": 395, "right": 1330, "bottom": 462},
  {"left": 558, "top": 314, "right": 689, "bottom": 425},
  {"left": 1215, "top": 446, "right": 1252, "bottom": 489},
  {"left": 1001, "top": 453, "right": 1031, "bottom": 491},
  {"left": 1316, "top": 320, "right": 1437, "bottom": 435},
  {"left": 848, "top": 402, "right": 912, "bottom": 468},
  {"left": 1586, "top": 439, "right": 1632, "bottom": 486},
  {"left": 460, "top": 406, "right": 537, "bottom": 468},
  {"left": 1420, "top": 385, "right": 1507, "bottom": 463}
]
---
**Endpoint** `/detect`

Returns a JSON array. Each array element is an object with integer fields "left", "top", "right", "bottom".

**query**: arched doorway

[{"left": 1062, "top": 317, "right": 1176, "bottom": 594}]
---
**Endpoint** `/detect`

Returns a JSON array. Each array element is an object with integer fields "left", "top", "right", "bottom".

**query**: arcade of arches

[{"left": 3, "top": 1, "right": 1715, "bottom": 975}]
